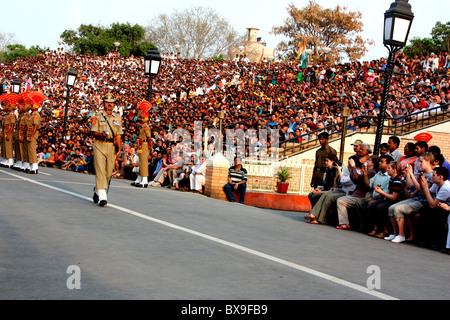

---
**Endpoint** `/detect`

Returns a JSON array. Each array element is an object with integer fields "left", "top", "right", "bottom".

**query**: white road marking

[{"left": 0, "top": 169, "right": 399, "bottom": 300}]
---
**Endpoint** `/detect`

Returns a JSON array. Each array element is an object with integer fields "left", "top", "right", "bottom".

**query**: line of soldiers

[
  {"left": 0, "top": 92, "right": 41, "bottom": 174},
  {"left": 1, "top": 91, "right": 153, "bottom": 208}
]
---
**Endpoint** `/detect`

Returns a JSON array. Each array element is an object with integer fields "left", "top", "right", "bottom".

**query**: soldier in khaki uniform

[
  {"left": 90, "top": 93, "right": 123, "bottom": 207},
  {"left": 18, "top": 95, "right": 31, "bottom": 172},
  {"left": 26, "top": 99, "right": 41, "bottom": 174},
  {"left": 12, "top": 102, "right": 25, "bottom": 171},
  {"left": 0, "top": 95, "right": 17, "bottom": 168},
  {"left": 132, "top": 100, "right": 153, "bottom": 188}
]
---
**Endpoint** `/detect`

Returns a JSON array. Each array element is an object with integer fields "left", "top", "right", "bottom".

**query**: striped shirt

[{"left": 229, "top": 165, "right": 248, "bottom": 184}]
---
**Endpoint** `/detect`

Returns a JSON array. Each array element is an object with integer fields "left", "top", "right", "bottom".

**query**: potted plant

[{"left": 276, "top": 167, "right": 292, "bottom": 194}]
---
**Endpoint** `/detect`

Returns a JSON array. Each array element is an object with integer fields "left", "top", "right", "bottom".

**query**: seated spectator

[
  {"left": 73, "top": 154, "right": 86, "bottom": 173},
  {"left": 335, "top": 155, "right": 378, "bottom": 231},
  {"left": 84, "top": 149, "right": 95, "bottom": 174},
  {"left": 413, "top": 140, "right": 428, "bottom": 176},
  {"left": 173, "top": 155, "right": 192, "bottom": 190},
  {"left": 387, "top": 152, "right": 434, "bottom": 243},
  {"left": 387, "top": 136, "right": 403, "bottom": 162},
  {"left": 418, "top": 166, "right": 450, "bottom": 250},
  {"left": 40, "top": 146, "right": 56, "bottom": 167},
  {"left": 358, "top": 143, "right": 372, "bottom": 164},
  {"left": 54, "top": 148, "right": 66, "bottom": 168},
  {"left": 190, "top": 155, "right": 207, "bottom": 193},
  {"left": 305, "top": 157, "right": 354, "bottom": 225},
  {"left": 223, "top": 156, "right": 247, "bottom": 204},
  {"left": 61, "top": 154, "right": 77, "bottom": 171},
  {"left": 429, "top": 145, "right": 450, "bottom": 172},
  {"left": 306, "top": 154, "right": 341, "bottom": 222},
  {"left": 399, "top": 142, "right": 417, "bottom": 170},
  {"left": 368, "top": 161, "right": 405, "bottom": 241},
  {"left": 114, "top": 147, "right": 139, "bottom": 180},
  {"left": 437, "top": 201, "right": 450, "bottom": 254},
  {"left": 150, "top": 152, "right": 171, "bottom": 187},
  {"left": 379, "top": 143, "right": 389, "bottom": 157}
]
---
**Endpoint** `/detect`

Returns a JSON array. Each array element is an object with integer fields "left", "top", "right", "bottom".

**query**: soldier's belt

[{"left": 98, "top": 137, "right": 114, "bottom": 143}]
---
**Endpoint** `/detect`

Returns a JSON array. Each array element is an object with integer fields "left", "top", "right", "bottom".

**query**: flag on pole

[{"left": 297, "top": 41, "right": 309, "bottom": 69}]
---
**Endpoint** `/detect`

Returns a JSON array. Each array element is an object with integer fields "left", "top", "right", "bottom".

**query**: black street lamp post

[
  {"left": 62, "top": 67, "right": 77, "bottom": 143},
  {"left": 144, "top": 49, "right": 162, "bottom": 102},
  {"left": 373, "top": 0, "right": 414, "bottom": 156}
]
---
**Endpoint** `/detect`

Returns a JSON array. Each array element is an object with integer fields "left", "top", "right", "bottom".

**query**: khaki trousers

[
  {"left": 138, "top": 142, "right": 149, "bottom": 178},
  {"left": 94, "top": 142, "right": 115, "bottom": 190},
  {"left": 21, "top": 140, "right": 28, "bottom": 163},
  {"left": 27, "top": 136, "right": 38, "bottom": 164}
]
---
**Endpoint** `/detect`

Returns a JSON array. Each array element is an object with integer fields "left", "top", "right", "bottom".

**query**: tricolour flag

[{"left": 297, "top": 41, "right": 309, "bottom": 69}]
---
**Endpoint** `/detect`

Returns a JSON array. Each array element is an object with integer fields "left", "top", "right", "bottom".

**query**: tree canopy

[
  {"left": 403, "top": 21, "right": 450, "bottom": 57},
  {"left": 1, "top": 44, "right": 48, "bottom": 63},
  {"left": 146, "top": 6, "right": 245, "bottom": 60},
  {"left": 60, "top": 22, "right": 157, "bottom": 56},
  {"left": 271, "top": 0, "right": 373, "bottom": 63}
]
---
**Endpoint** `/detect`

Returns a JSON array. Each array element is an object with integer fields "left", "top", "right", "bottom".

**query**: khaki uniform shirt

[
  {"left": 26, "top": 111, "right": 41, "bottom": 141},
  {"left": 91, "top": 110, "right": 123, "bottom": 139}
]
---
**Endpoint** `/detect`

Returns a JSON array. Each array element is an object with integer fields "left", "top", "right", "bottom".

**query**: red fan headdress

[
  {"left": 138, "top": 100, "right": 151, "bottom": 119},
  {"left": 29, "top": 91, "right": 47, "bottom": 105},
  {"left": 16, "top": 92, "right": 33, "bottom": 106},
  {"left": 414, "top": 133, "right": 432, "bottom": 143},
  {"left": 0, "top": 93, "right": 17, "bottom": 106}
]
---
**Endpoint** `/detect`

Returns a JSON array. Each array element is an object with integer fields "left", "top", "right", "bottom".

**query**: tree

[
  {"left": 60, "top": 23, "right": 157, "bottom": 56},
  {"left": 1, "top": 44, "right": 48, "bottom": 63},
  {"left": 431, "top": 21, "right": 450, "bottom": 52},
  {"left": 0, "top": 32, "right": 16, "bottom": 52},
  {"left": 403, "top": 21, "right": 449, "bottom": 57},
  {"left": 271, "top": 0, "right": 374, "bottom": 63},
  {"left": 146, "top": 6, "right": 245, "bottom": 60}
]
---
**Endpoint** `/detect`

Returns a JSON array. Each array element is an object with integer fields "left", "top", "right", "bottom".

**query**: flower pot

[{"left": 277, "top": 181, "right": 289, "bottom": 194}]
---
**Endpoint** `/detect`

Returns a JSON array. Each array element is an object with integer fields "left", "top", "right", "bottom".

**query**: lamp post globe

[
  {"left": 144, "top": 49, "right": 162, "bottom": 101},
  {"left": 11, "top": 78, "right": 21, "bottom": 94},
  {"left": 373, "top": 0, "right": 414, "bottom": 156}
]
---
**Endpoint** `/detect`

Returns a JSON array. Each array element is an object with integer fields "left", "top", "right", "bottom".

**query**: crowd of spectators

[
  {"left": 1, "top": 46, "right": 450, "bottom": 253},
  {"left": 1, "top": 48, "right": 450, "bottom": 192},
  {"left": 306, "top": 135, "right": 450, "bottom": 254}
]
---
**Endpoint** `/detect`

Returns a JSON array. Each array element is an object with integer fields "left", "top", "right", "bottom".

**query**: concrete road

[{"left": 0, "top": 167, "right": 448, "bottom": 303}]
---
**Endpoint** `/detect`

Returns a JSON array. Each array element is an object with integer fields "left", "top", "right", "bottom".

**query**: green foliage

[
  {"left": 403, "top": 37, "right": 440, "bottom": 57},
  {"left": 1, "top": 44, "right": 48, "bottom": 63},
  {"left": 403, "top": 21, "right": 449, "bottom": 57},
  {"left": 60, "top": 22, "right": 157, "bottom": 56},
  {"left": 276, "top": 167, "right": 292, "bottom": 182}
]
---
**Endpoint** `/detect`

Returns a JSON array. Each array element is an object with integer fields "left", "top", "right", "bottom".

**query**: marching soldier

[
  {"left": 26, "top": 97, "right": 41, "bottom": 174},
  {"left": 0, "top": 94, "right": 17, "bottom": 168},
  {"left": 132, "top": 100, "right": 153, "bottom": 188},
  {"left": 90, "top": 93, "right": 123, "bottom": 207}
]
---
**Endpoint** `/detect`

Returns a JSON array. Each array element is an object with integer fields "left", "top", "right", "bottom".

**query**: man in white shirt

[{"left": 190, "top": 155, "right": 206, "bottom": 193}]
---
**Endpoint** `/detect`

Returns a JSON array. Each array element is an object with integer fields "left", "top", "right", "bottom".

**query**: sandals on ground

[
  {"left": 303, "top": 214, "right": 316, "bottom": 220},
  {"left": 336, "top": 224, "right": 351, "bottom": 230},
  {"left": 307, "top": 219, "right": 320, "bottom": 224}
]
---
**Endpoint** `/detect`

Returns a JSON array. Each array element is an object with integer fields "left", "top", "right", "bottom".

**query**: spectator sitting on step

[{"left": 223, "top": 156, "right": 247, "bottom": 204}]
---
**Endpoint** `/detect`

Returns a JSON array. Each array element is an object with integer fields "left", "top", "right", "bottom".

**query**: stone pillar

[{"left": 204, "top": 152, "right": 230, "bottom": 201}]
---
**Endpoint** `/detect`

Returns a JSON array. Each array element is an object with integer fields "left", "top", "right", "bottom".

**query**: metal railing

[{"left": 279, "top": 102, "right": 450, "bottom": 157}]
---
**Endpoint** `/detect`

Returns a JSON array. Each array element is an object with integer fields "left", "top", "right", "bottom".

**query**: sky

[{"left": 1, "top": 0, "right": 449, "bottom": 62}]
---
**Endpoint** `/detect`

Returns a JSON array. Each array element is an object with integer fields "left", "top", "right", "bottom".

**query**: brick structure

[{"left": 204, "top": 153, "right": 231, "bottom": 201}]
